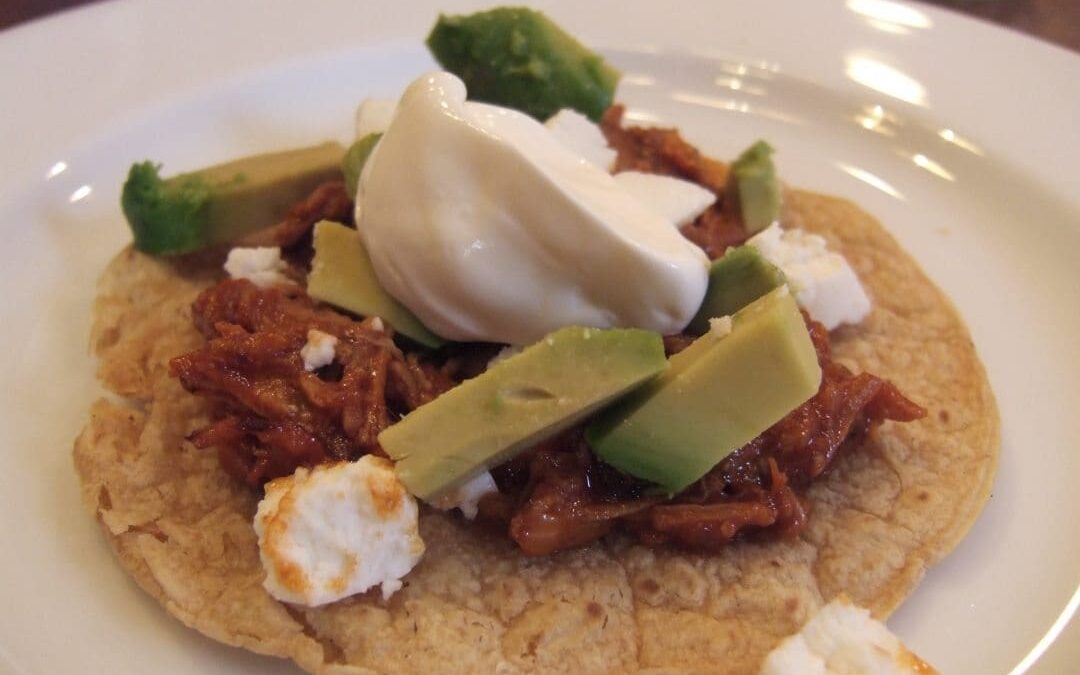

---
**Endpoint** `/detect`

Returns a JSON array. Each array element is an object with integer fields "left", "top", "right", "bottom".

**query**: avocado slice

[
  {"left": 727, "top": 140, "right": 781, "bottom": 234},
  {"left": 426, "top": 7, "right": 620, "bottom": 122},
  {"left": 379, "top": 326, "right": 667, "bottom": 501},
  {"left": 586, "top": 287, "right": 821, "bottom": 494},
  {"left": 122, "top": 141, "right": 345, "bottom": 255},
  {"left": 342, "top": 133, "right": 381, "bottom": 200},
  {"left": 307, "top": 220, "right": 445, "bottom": 348},
  {"left": 685, "top": 245, "right": 787, "bottom": 335}
]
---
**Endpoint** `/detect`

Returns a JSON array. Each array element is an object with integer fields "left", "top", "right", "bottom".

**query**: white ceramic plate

[{"left": 0, "top": 1, "right": 1077, "bottom": 673}]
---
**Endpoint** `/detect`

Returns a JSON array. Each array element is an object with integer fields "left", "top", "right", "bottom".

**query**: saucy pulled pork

[
  {"left": 172, "top": 279, "right": 456, "bottom": 486},
  {"left": 170, "top": 111, "right": 925, "bottom": 555}
]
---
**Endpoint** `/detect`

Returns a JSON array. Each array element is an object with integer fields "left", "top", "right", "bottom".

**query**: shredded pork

[
  {"left": 601, "top": 105, "right": 750, "bottom": 258},
  {"left": 171, "top": 279, "right": 454, "bottom": 486},
  {"left": 239, "top": 180, "right": 353, "bottom": 250},
  {"left": 171, "top": 112, "right": 925, "bottom": 555}
]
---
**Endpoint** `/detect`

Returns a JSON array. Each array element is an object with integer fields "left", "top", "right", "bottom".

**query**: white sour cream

[
  {"left": 356, "top": 72, "right": 709, "bottom": 345},
  {"left": 612, "top": 171, "right": 716, "bottom": 228},
  {"left": 544, "top": 108, "right": 617, "bottom": 171}
]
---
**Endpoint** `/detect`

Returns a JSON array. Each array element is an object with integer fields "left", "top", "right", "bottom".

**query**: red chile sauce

[{"left": 170, "top": 108, "right": 924, "bottom": 556}]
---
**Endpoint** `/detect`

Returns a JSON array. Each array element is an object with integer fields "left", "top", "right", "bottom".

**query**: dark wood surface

[
  {"left": 1, "top": 0, "right": 1078, "bottom": 52},
  {"left": 922, "top": 0, "right": 1080, "bottom": 51}
]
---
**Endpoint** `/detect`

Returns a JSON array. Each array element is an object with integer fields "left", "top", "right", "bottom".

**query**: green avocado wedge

[
  {"left": 307, "top": 221, "right": 445, "bottom": 349},
  {"left": 685, "top": 245, "right": 787, "bottom": 335},
  {"left": 380, "top": 326, "right": 667, "bottom": 502},
  {"left": 586, "top": 287, "right": 822, "bottom": 494},
  {"left": 426, "top": 7, "right": 620, "bottom": 122},
  {"left": 727, "top": 140, "right": 781, "bottom": 234},
  {"left": 122, "top": 141, "right": 345, "bottom": 255},
  {"left": 342, "top": 133, "right": 381, "bottom": 200}
]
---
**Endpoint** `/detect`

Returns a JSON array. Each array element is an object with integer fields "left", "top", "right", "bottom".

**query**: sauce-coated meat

[
  {"left": 601, "top": 105, "right": 748, "bottom": 259},
  {"left": 172, "top": 116, "right": 925, "bottom": 556},
  {"left": 239, "top": 180, "right": 353, "bottom": 251},
  {"left": 171, "top": 279, "right": 454, "bottom": 486},
  {"left": 491, "top": 312, "right": 923, "bottom": 555}
]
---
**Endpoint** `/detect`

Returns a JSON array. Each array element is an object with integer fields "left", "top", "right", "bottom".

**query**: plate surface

[{"left": 0, "top": 1, "right": 1077, "bottom": 674}]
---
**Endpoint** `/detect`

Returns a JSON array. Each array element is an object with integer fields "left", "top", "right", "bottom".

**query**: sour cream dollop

[{"left": 356, "top": 72, "right": 709, "bottom": 345}]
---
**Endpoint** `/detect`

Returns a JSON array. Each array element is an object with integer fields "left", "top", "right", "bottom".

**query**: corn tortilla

[{"left": 73, "top": 189, "right": 999, "bottom": 674}]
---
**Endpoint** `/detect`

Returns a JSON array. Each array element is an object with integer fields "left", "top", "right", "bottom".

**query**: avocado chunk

[
  {"left": 685, "top": 245, "right": 787, "bottom": 335},
  {"left": 122, "top": 141, "right": 345, "bottom": 255},
  {"left": 307, "top": 220, "right": 444, "bottom": 348},
  {"left": 586, "top": 287, "right": 821, "bottom": 494},
  {"left": 726, "top": 140, "right": 781, "bottom": 234},
  {"left": 380, "top": 326, "right": 667, "bottom": 501},
  {"left": 426, "top": 7, "right": 620, "bottom": 122},
  {"left": 342, "top": 133, "right": 381, "bottom": 200}
]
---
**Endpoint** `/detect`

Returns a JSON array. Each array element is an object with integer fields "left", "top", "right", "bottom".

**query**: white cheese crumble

[
  {"left": 300, "top": 329, "right": 338, "bottom": 372},
  {"left": 370, "top": 316, "right": 385, "bottom": 332},
  {"left": 431, "top": 470, "right": 498, "bottom": 520},
  {"left": 747, "top": 224, "right": 871, "bottom": 330},
  {"left": 759, "top": 596, "right": 935, "bottom": 675},
  {"left": 223, "top": 247, "right": 292, "bottom": 288},
  {"left": 708, "top": 315, "right": 733, "bottom": 339},
  {"left": 254, "top": 456, "right": 425, "bottom": 606},
  {"left": 544, "top": 108, "right": 617, "bottom": 171},
  {"left": 613, "top": 171, "right": 716, "bottom": 228}
]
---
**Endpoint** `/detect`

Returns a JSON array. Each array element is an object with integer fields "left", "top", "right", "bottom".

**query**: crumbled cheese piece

[
  {"left": 747, "top": 224, "right": 871, "bottom": 330},
  {"left": 355, "top": 98, "right": 397, "bottom": 138},
  {"left": 488, "top": 345, "right": 524, "bottom": 367},
  {"left": 254, "top": 456, "right": 425, "bottom": 606},
  {"left": 431, "top": 471, "right": 498, "bottom": 520},
  {"left": 544, "top": 108, "right": 618, "bottom": 170},
  {"left": 300, "top": 329, "right": 338, "bottom": 372},
  {"left": 370, "top": 317, "right": 385, "bottom": 332},
  {"left": 759, "top": 596, "right": 937, "bottom": 675},
  {"left": 708, "top": 315, "right": 733, "bottom": 339},
  {"left": 224, "top": 247, "right": 292, "bottom": 288},
  {"left": 613, "top": 171, "right": 716, "bottom": 228}
]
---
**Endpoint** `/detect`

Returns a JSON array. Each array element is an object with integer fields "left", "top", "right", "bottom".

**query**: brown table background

[{"left": 1, "top": 0, "right": 1079, "bottom": 52}]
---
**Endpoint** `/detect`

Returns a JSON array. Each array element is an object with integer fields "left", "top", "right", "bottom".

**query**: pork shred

[
  {"left": 170, "top": 279, "right": 455, "bottom": 486},
  {"left": 171, "top": 111, "right": 925, "bottom": 556},
  {"left": 238, "top": 180, "right": 353, "bottom": 251},
  {"left": 601, "top": 105, "right": 749, "bottom": 259}
]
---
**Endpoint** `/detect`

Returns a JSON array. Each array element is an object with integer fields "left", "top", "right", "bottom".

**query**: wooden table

[
  {"left": 1, "top": 0, "right": 1078, "bottom": 52},
  {"left": 922, "top": 0, "right": 1080, "bottom": 50}
]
